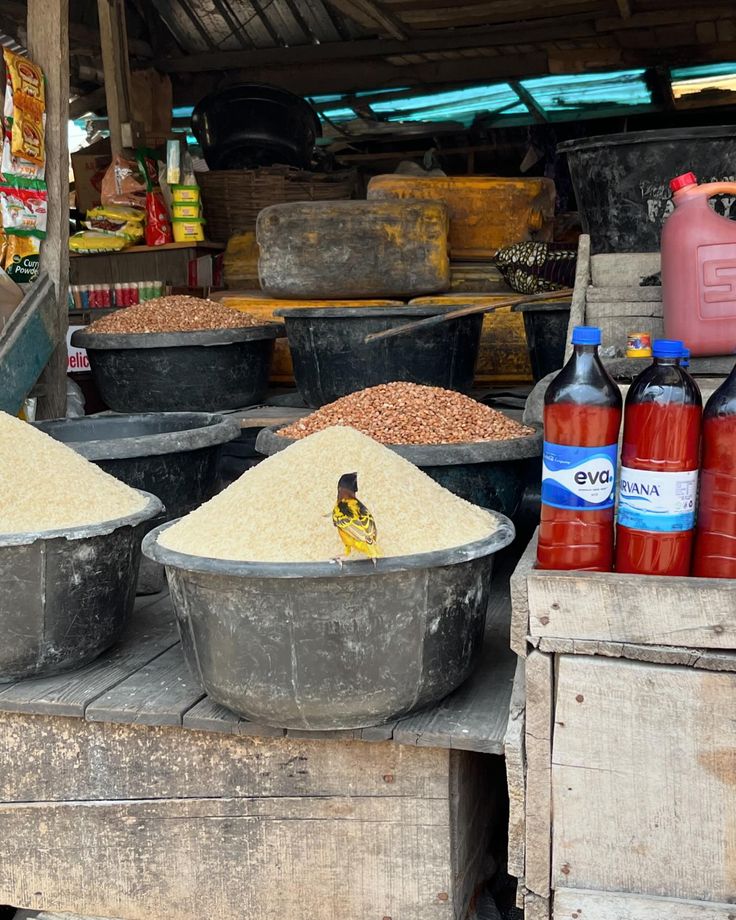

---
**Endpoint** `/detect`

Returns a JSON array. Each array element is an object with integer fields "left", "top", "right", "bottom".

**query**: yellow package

[
  {"left": 11, "top": 105, "right": 45, "bottom": 166},
  {"left": 3, "top": 233, "right": 41, "bottom": 284},
  {"left": 86, "top": 205, "right": 145, "bottom": 224},
  {"left": 84, "top": 205, "right": 145, "bottom": 242},
  {"left": 3, "top": 50, "right": 45, "bottom": 107},
  {"left": 69, "top": 231, "right": 128, "bottom": 254}
]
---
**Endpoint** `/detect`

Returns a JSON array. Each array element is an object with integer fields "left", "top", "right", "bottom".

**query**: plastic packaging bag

[
  {"left": 0, "top": 179, "right": 48, "bottom": 236},
  {"left": 66, "top": 377, "right": 86, "bottom": 418},
  {"left": 101, "top": 154, "right": 146, "bottom": 209},
  {"left": 2, "top": 233, "right": 40, "bottom": 283},
  {"left": 84, "top": 204, "right": 145, "bottom": 242},
  {"left": 145, "top": 189, "right": 173, "bottom": 246},
  {"left": 69, "top": 231, "right": 128, "bottom": 254}
]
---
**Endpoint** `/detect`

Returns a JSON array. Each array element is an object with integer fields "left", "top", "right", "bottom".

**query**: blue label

[
  {"left": 541, "top": 441, "right": 618, "bottom": 511},
  {"left": 617, "top": 467, "right": 697, "bottom": 533}
]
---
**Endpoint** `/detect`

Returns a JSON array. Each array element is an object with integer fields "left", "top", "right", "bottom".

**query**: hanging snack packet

[
  {"left": 137, "top": 148, "right": 173, "bottom": 246},
  {"left": 11, "top": 106, "right": 45, "bottom": 166},
  {"left": 84, "top": 204, "right": 145, "bottom": 242},
  {"left": 101, "top": 154, "right": 146, "bottom": 209},
  {"left": 3, "top": 49, "right": 45, "bottom": 108},
  {"left": 3, "top": 233, "right": 41, "bottom": 284},
  {"left": 0, "top": 179, "right": 48, "bottom": 237}
]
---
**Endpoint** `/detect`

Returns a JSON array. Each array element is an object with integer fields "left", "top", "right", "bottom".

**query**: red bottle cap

[{"left": 670, "top": 172, "right": 697, "bottom": 192}]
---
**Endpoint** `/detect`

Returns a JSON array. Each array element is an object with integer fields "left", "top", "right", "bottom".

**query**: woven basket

[{"left": 199, "top": 166, "right": 357, "bottom": 242}]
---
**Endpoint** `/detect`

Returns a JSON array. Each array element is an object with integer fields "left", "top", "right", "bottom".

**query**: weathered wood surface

[
  {"left": 590, "top": 251, "right": 660, "bottom": 287},
  {"left": 586, "top": 285, "right": 662, "bottom": 303},
  {"left": 554, "top": 888, "right": 736, "bottom": 918},
  {"left": 537, "top": 637, "right": 736, "bottom": 672},
  {"left": 0, "top": 713, "right": 497, "bottom": 920},
  {"left": 257, "top": 200, "right": 451, "bottom": 298},
  {"left": 552, "top": 655, "right": 736, "bottom": 903},
  {"left": 523, "top": 891, "right": 551, "bottom": 920},
  {"left": 524, "top": 651, "right": 553, "bottom": 899},
  {"left": 510, "top": 530, "right": 537, "bottom": 657},
  {"left": 563, "top": 233, "right": 589, "bottom": 361},
  {"left": 527, "top": 565, "right": 736, "bottom": 649},
  {"left": 0, "top": 581, "right": 516, "bottom": 754},
  {"left": 504, "top": 658, "right": 526, "bottom": 880}
]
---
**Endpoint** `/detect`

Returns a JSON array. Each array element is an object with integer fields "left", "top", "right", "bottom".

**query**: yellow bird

[{"left": 331, "top": 472, "right": 381, "bottom": 565}]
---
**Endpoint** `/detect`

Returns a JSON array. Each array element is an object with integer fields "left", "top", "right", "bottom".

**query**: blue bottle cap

[
  {"left": 571, "top": 325, "right": 601, "bottom": 346},
  {"left": 653, "top": 339, "right": 685, "bottom": 359},
  {"left": 681, "top": 347, "right": 691, "bottom": 367}
]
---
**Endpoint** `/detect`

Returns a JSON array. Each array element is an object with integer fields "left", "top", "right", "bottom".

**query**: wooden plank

[
  {"left": 510, "top": 531, "right": 537, "bottom": 658},
  {"left": 0, "top": 796, "right": 455, "bottom": 920},
  {"left": 392, "top": 581, "right": 517, "bottom": 754},
  {"left": 448, "top": 750, "right": 500, "bottom": 920},
  {"left": 524, "top": 650, "right": 553, "bottom": 898},
  {"left": 590, "top": 252, "right": 660, "bottom": 287},
  {"left": 0, "top": 595, "right": 177, "bottom": 717},
  {"left": 86, "top": 644, "right": 205, "bottom": 726},
  {"left": 504, "top": 658, "right": 526, "bottom": 881},
  {"left": 97, "top": 0, "right": 139, "bottom": 154},
  {"left": 180, "top": 696, "right": 240, "bottom": 733},
  {"left": 524, "top": 891, "right": 550, "bottom": 920},
  {"left": 326, "top": 0, "right": 408, "bottom": 38},
  {"left": 527, "top": 563, "right": 736, "bottom": 649},
  {"left": 537, "top": 637, "right": 736, "bottom": 672},
  {"left": 0, "top": 712, "right": 449, "bottom": 803},
  {"left": 27, "top": 0, "right": 69, "bottom": 420},
  {"left": 564, "top": 233, "right": 589, "bottom": 360},
  {"left": 554, "top": 888, "right": 736, "bottom": 918},
  {"left": 552, "top": 656, "right": 736, "bottom": 902}
]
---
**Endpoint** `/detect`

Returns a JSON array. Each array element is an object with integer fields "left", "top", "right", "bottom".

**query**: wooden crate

[{"left": 507, "top": 533, "right": 736, "bottom": 920}]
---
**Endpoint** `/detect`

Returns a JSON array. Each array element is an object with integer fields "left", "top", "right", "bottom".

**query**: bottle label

[
  {"left": 541, "top": 441, "right": 618, "bottom": 511},
  {"left": 617, "top": 466, "right": 698, "bottom": 532}
]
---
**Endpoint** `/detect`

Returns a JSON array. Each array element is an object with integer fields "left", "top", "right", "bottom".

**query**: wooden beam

[
  {"left": 509, "top": 81, "right": 547, "bottom": 123},
  {"left": 70, "top": 86, "right": 108, "bottom": 119},
  {"left": 97, "top": 0, "right": 139, "bottom": 153},
  {"left": 326, "top": 0, "right": 408, "bottom": 40},
  {"left": 27, "top": 0, "right": 69, "bottom": 420},
  {"left": 160, "top": 16, "right": 598, "bottom": 72},
  {"left": 616, "top": 0, "right": 632, "bottom": 18}
]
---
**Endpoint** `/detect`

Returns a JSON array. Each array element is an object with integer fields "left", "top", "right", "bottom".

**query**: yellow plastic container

[
  {"left": 216, "top": 294, "right": 403, "bottom": 383},
  {"left": 172, "top": 203, "right": 200, "bottom": 219},
  {"left": 409, "top": 294, "right": 533, "bottom": 385},
  {"left": 172, "top": 185, "right": 201, "bottom": 204},
  {"left": 368, "top": 175, "right": 556, "bottom": 260},
  {"left": 172, "top": 217, "right": 205, "bottom": 243}
]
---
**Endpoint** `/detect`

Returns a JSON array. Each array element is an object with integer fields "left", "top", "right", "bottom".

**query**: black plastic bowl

[
  {"left": 513, "top": 299, "right": 571, "bottom": 382},
  {"left": 35, "top": 413, "right": 240, "bottom": 595},
  {"left": 192, "top": 83, "right": 321, "bottom": 170},
  {"left": 257, "top": 424, "right": 542, "bottom": 519},
  {"left": 143, "top": 512, "right": 514, "bottom": 730},
  {"left": 275, "top": 306, "right": 483, "bottom": 408},
  {"left": 71, "top": 325, "right": 285, "bottom": 413},
  {"left": 0, "top": 492, "right": 162, "bottom": 682}
]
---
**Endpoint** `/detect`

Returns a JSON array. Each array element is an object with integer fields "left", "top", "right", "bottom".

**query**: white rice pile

[
  {"left": 0, "top": 411, "right": 148, "bottom": 534},
  {"left": 159, "top": 426, "right": 496, "bottom": 563}
]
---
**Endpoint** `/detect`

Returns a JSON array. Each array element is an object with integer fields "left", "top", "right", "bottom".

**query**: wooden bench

[{"left": 0, "top": 568, "right": 518, "bottom": 920}]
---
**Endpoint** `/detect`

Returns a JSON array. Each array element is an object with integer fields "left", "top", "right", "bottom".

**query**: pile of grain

[
  {"left": 0, "top": 412, "right": 147, "bottom": 533},
  {"left": 86, "top": 295, "right": 265, "bottom": 334},
  {"left": 280, "top": 382, "right": 534, "bottom": 445},
  {"left": 159, "top": 426, "right": 496, "bottom": 562}
]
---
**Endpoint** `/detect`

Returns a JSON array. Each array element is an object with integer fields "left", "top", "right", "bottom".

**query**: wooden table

[{"left": 0, "top": 563, "right": 517, "bottom": 920}]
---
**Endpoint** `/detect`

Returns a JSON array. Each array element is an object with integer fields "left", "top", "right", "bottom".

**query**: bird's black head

[{"left": 337, "top": 472, "right": 358, "bottom": 495}]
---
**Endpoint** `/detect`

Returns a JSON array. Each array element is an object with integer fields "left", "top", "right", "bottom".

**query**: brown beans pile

[
  {"left": 280, "top": 382, "right": 534, "bottom": 445},
  {"left": 87, "top": 295, "right": 265, "bottom": 334}
]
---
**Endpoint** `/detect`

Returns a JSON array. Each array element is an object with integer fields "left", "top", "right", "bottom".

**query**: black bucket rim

[
  {"left": 143, "top": 511, "right": 515, "bottom": 579},
  {"left": 558, "top": 124, "right": 736, "bottom": 155},
  {"left": 0, "top": 490, "right": 163, "bottom": 548},
  {"left": 513, "top": 299, "right": 572, "bottom": 313},
  {"left": 256, "top": 423, "right": 542, "bottom": 466},
  {"left": 71, "top": 323, "right": 285, "bottom": 350},
  {"left": 34, "top": 412, "right": 241, "bottom": 461},
  {"left": 275, "top": 305, "right": 483, "bottom": 320}
]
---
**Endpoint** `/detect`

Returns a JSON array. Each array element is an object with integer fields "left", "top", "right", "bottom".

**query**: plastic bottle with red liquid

[
  {"left": 692, "top": 360, "right": 736, "bottom": 578},
  {"left": 615, "top": 339, "right": 702, "bottom": 576},
  {"left": 537, "top": 325, "right": 622, "bottom": 571}
]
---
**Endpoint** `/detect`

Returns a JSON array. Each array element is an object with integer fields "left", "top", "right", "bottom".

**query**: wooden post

[
  {"left": 97, "top": 0, "right": 140, "bottom": 154},
  {"left": 27, "top": 0, "right": 69, "bottom": 420}
]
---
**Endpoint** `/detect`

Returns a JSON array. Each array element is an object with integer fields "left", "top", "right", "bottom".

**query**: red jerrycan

[{"left": 662, "top": 172, "right": 736, "bottom": 357}]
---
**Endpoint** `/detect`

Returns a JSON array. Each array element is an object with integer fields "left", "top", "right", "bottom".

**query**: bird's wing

[{"left": 333, "top": 498, "right": 379, "bottom": 546}]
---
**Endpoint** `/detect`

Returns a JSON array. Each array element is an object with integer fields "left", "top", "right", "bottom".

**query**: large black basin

[
  {"left": 71, "top": 325, "right": 285, "bottom": 413},
  {"left": 276, "top": 306, "right": 483, "bottom": 408},
  {"left": 35, "top": 413, "right": 240, "bottom": 594},
  {"left": 513, "top": 299, "right": 571, "bottom": 382},
  {"left": 144, "top": 512, "right": 515, "bottom": 730},
  {"left": 0, "top": 492, "right": 161, "bottom": 681}
]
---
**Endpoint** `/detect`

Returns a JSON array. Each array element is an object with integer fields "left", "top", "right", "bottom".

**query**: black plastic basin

[
  {"left": 257, "top": 425, "right": 541, "bottom": 519},
  {"left": 71, "top": 325, "right": 285, "bottom": 413},
  {"left": 144, "top": 512, "right": 514, "bottom": 730},
  {"left": 0, "top": 493, "right": 161, "bottom": 682},
  {"left": 275, "top": 306, "right": 483, "bottom": 408},
  {"left": 35, "top": 413, "right": 240, "bottom": 595},
  {"left": 513, "top": 300, "right": 571, "bottom": 382}
]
